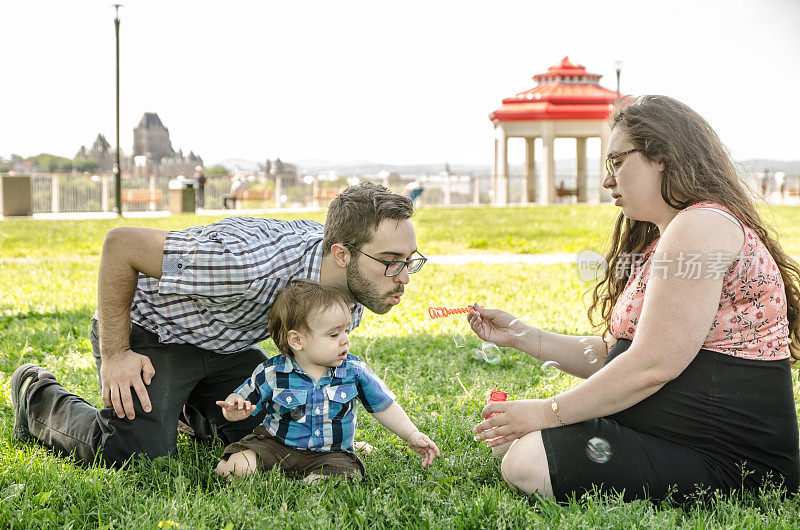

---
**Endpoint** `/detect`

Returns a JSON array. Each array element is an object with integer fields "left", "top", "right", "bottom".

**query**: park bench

[
  {"left": 314, "top": 187, "right": 342, "bottom": 202},
  {"left": 555, "top": 183, "right": 577, "bottom": 199},
  {"left": 121, "top": 189, "right": 163, "bottom": 205},
  {"left": 224, "top": 189, "right": 273, "bottom": 209}
]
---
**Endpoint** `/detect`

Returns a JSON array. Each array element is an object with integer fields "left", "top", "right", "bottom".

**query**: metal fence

[
  {"left": 22, "top": 173, "right": 495, "bottom": 213},
  {"left": 22, "top": 172, "right": 799, "bottom": 214}
]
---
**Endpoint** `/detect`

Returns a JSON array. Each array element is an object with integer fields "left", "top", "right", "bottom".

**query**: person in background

[
  {"left": 403, "top": 180, "right": 425, "bottom": 205},
  {"left": 761, "top": 168, "right": 771, "bottom": 197},
  {"left": 224, "top": 175, "right": 244, "bottom": 209},
  {"left": 193, "top": 165, "right": 207, "bottom": 208},
  {"left": 775, "top": 171, "right": 786, "bottom": 202}
]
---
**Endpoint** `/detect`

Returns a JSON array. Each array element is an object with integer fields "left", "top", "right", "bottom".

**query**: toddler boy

[{"left": 215, "top": 279, "right": 439, "bottom": 482}]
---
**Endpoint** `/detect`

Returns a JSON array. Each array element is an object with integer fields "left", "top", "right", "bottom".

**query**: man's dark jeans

[{"left": 24, "top": 320, "right": 267, "bottom": 466}]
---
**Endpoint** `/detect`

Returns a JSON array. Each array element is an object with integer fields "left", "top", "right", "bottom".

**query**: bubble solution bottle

[
  {"left": 487, "top": 390, "right": 508, "bottom": 413},
  {"left": 485, "top": 390, "right": 507, "bottom": 442}
]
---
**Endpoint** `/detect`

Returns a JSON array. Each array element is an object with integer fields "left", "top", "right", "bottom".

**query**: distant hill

[
  {"left": 216, "top": 158, "right": 260, "bottom": 171},
  {"left": 738, "top": 159, "right": 800, "bottom": 175}
]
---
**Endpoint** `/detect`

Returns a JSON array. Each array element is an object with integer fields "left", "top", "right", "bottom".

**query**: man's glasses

[
  {"left": 346, "top": 245, "right": 427, "bottom": 277},
  {"left": 605, "top": 148, "right": 642, "bottom": 177}
]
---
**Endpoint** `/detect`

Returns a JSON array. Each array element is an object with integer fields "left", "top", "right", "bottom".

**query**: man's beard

[{"left": 345, "top": 260, "right": 402, "bottom": 314}]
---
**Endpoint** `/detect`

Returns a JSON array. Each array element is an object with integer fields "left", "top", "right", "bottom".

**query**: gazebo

[{"left": 489, "top": 57, "right": 619, "bottom": 205}]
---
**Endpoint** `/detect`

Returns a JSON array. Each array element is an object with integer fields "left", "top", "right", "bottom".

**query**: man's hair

[
  {"left": 268, "top": 279, "right": 350, "bottom": 356},
  {"left": 322, "top": 182, "right": 414, "bottom": 254}
]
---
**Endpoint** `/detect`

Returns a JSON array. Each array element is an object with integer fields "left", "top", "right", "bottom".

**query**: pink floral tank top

[{"left": 610, "top": 201, "right": 790, "bottom": 360}]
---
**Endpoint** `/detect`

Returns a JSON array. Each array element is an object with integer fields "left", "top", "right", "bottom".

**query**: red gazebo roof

[{"left": 490, "top": 57, "right": 618, "bottom": 122}]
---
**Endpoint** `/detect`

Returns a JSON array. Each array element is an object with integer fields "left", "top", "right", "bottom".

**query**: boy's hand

[
  {"left": 216, "top": 393, "right": 254, "bottom": 422},
  {"left": 406, "top": 431, "right": 440, "bottom": 467}
]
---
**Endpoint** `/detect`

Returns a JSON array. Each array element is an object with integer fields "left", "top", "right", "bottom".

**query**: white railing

[{"left": 15, "top": 171, "right": 700, "bottom": 214}]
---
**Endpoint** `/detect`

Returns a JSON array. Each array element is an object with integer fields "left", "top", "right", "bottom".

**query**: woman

[{"left": 469, "top": 95, "right": 800, "bottom": 502}]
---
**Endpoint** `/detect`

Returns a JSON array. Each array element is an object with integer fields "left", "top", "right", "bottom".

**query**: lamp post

[
  {"left": 112, "top": 4, "right": 123, "bottom": 215},
  {"left": 615, "top": 60, "right": 622, "bottom": 99}
]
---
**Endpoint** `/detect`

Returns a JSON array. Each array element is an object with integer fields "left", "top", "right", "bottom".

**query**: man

[
  {"left": 11, "top": 183, "right": 426, "bottom": 466},
  {"left": 193, "top": 165, "right": 207, "bottom": 208}
]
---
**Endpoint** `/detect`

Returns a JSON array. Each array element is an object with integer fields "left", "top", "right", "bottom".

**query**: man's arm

[{"left": 97, "top": 226, "right": 167, "bottom": 419}]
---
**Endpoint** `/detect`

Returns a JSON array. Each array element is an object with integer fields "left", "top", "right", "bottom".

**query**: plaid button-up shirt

[
  {"left": 129, "top": 217, "right": 364, "bottom": 353},
  {"left": 235, "top": 353, "right": 395, "bottom": 452}
]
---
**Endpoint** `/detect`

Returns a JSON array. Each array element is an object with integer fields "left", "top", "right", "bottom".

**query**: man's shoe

[{"left": 10, "top": 363, "right": 55, "bottom": 443}]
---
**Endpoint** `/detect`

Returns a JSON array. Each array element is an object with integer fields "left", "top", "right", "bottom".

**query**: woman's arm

[
  {"left": 468, "top": 306, "right": 613, "bottom": 379},
  {"left": 475, "top": 209, "right": 745, "bottom": 445}
]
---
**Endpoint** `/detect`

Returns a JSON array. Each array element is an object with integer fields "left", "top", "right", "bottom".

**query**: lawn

[{"left": 1, "top": 205, "right": 800, "bottom": 528}]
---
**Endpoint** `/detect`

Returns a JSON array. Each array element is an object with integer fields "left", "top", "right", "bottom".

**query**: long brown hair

[{"left": 588, "top": 95, "right": 800, "bottom": 361}]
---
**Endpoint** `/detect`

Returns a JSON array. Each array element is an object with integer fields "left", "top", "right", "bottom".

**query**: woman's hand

[
  {"left": 467, "top": 304, "right": 529, "bottom": 349},
  {"left": 473, "top": 399, "right": 549, "bottom": 447}
]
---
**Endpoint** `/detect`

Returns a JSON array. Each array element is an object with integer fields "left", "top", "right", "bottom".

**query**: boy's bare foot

[
  {"left": 302, "top": 473, "right": 325, "bottom": 485},
  {"left": 354, "top": 441, "right": 374, "bottom": 455}
]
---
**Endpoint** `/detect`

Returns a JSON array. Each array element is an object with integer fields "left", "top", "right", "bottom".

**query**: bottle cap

[{"left": 488, "top": 390, "right": 508, "bottom": 402}]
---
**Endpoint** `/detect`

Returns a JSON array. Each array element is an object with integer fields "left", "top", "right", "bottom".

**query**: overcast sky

[{"left": 2, "top": 0, "right": 798, "bottom": 167}]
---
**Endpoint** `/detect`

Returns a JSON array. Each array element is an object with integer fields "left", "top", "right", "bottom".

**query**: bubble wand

[{"left": 427, "top": 305, "right": 474, "bottom": 319}]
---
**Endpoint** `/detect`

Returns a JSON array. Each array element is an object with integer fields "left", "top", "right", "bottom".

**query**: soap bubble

[
  {"left": 1, "top": 483, "right": 24, "bottom": 502},
  {"left": 577, "top": 250, "right": 608, "bottom": 282},
  {"left": 585, "top": 437, "right": 613, "bottom": 464},
  {"left": 480, "top": 342, "right": 502, "bottom": 364},
  {"left": 507, "top": 318, "right": 528, "bottom": 337},
  {"left": 584, "top": 347, "right": 598, "bottom": 364},
  {"left": 452, "top": 334, "right": 466, "bottom": 349},
  {"left": 541, "top": 360, "right": 561, "bottom": 380},
  {"left": 468, "top": 342, "right": 502, "bottom": 364}
]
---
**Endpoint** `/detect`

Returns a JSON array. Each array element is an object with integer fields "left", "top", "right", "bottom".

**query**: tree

[
  {"left": 73, "top": 157, "right": 99, "bottom": 173},
  {"left": 27, "top": 153, "right": 73, "bottom": 173},
  {"left": 205, "top": 164, "right": 229, "bottom": 178}
]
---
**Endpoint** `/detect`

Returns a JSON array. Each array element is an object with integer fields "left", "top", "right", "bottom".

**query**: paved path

[{"left": 429, "top": 253, "right": 577, "bottom": 265}]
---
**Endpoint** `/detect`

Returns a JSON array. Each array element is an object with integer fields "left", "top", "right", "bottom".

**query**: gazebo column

[
  {"left": 576, "top": 137, "right": 588, "bottom": 203},
  {"left": 598, "top": 126, "right": 612, "bottom": 202},
  {"left": 493, "top": 127, "right": 509, "bottom": 206},
  {"left": 524, "top": 137, "right": 536, "bottom": 204},
  {"left": 539, "top": 125, "right": 555, "bottom": 204}
]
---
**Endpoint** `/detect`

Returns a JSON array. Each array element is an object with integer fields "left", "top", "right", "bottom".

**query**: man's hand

[
  {"left": 406, "top": 431, "right": 440, "bottom": 467},
  {"left": 100, "top": 349, "right": 155, "bottom": 420},
  {"left": 216, "top": 393, "right": 254, "bottom": 422}
]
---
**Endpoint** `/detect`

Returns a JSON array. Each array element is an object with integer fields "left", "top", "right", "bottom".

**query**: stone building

[
  {"left": 132, "top": 112, "right": 203, "bottom": 176},
  {"left": 75, "top": 134, "right": 115, "bottom": 172},
  {"left": 133, "top": 113, "right": 173, "bottom": 161}
]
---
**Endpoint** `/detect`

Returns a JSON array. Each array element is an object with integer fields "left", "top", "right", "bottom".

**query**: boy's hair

[
  {"left": 268, "top": 279, "right": 350, "bottom": 356},
  {"left": 322, "top": 182, "right": 414, "bottom": 254}
]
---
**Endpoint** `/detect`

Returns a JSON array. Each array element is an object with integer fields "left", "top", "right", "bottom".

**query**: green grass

[
  {"left": 2, "top": 205, "right": 800, "bottom": 528},
  {"left": 3, "top": 203, "right": 800, "bottom": 259}
]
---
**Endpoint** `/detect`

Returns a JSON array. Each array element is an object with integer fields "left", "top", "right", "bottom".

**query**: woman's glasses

[{"left": 605, "top": 148, "right": 642, "bottom": 177}]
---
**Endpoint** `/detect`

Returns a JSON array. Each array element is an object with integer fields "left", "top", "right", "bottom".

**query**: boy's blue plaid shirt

[{"left": 235, "top": 353, "right": 396, "bottom": 452}]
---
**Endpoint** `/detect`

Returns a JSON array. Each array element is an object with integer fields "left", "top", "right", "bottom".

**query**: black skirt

[{"left": 540, "top": 338, "right": 800, "bottom": 502}]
